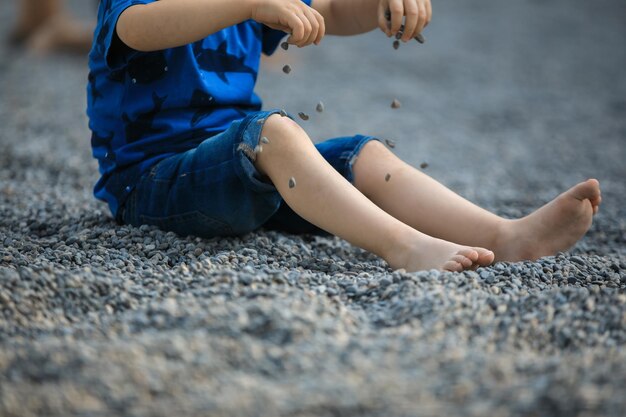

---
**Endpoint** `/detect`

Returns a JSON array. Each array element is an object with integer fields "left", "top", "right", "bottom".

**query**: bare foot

[
  {"left": 387, "top": 234, "right": 495, "bottom": 272},
  {"left": 494, "top": 179, "right": 602, "bottom": 262}
]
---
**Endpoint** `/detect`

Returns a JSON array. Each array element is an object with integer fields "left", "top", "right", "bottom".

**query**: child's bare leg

[
  {"left": 9, "top": 0, "right": 61, "bottom": 44},
  {"left": 27, "top": 14, "right": 94, "bottom": 54},
  {"left": 352, "top": 141, "right": 601, "bottom": 262},
  {"left": 255, "top": 115, "right": 494, "bottom": 272}
]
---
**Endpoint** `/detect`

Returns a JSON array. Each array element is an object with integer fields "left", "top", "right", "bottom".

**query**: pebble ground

[{"left": 1, "top": 0, "right": 625, "bottom": 416}]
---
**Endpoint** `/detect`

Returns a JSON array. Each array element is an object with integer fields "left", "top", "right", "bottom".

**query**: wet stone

[
  {"left": 261, "top": 137, "right": 270, "bottom": 144},
  {"left": 420, "top": 162, "right": 429, "bottom": 169},
  {"left": 288, "top": 177, "right": 297, "bottom": 189},
  {"left": 391, "top": 99, "right": 401, "bottom": 109},
  {"left": 280, "top": 42, "right": 289, "bottom": 51},
  {"left": 282, "top": 65, "right": 292, "bottom": 74},
  {"left": 384, "top": 138, "right": 396, "bottom": 148},
  {"left": 298, "top": 112, "right": 309, "bottom": 121},
  {"left": 316, "top": 102, "right": 324, "bottom": 113}
]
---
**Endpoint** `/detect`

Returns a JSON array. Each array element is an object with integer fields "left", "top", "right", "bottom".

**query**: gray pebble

[
  {"left": 298, "top": 112, "right": 309, "bottom": 121},
  {"left": 384, "top": 138, "right": 396, "bottom": 148},
  {"left": 288, "top": 177, "right": 297, "bottom": 188},
  {"left": 282, "top": 65, "right": 292, "bottom": 74}
]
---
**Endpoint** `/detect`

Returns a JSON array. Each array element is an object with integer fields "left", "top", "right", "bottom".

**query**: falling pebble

[
  {"left": 281, "top": 42, "right": 289, "bottom": 51},
  {"left": 393, "top": 40, "right": 400, "bottom": 50},
  {"left": 298, "top": 112, "right": 309, "bottom": 121},
  {"left": 384, "top": 138, "right": 396, "bottom": 148},
  {"left": 261, "top": 136, "right": 270, "bottom": 144},
  {"left": 391, "top": 99, "right": 401, "bottom": 109},
  {"left": 282, "top": 65, "right": 292, "bottom": 74},
  {"left": 316, "top": 102, "right": 324, "bottom": 113},
  {"left": 255, "top": 145, "right": 263, "bottom": 154},
  {"left": 395, "top": 30, "right": 403, "bottom": 40},
  {"left": 420, "top": 162, "right": 429, "bottom": 169},
  {"left": 256, "top": 119, "right": 264, "bottom": 125},
  {"left": 385, "top": 173, "right": 391, "bottom": 182},
  {"left": 279, "top": 109, "right": 288, "bottom": 117},
  {"left": 288, "top": 177, "right": 297, "bottom": 189},
  {"left": 414, "top": 33, "right": 426, "bottom": 44}
]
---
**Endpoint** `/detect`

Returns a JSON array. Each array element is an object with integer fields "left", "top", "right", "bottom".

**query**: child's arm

[
  {"left": 312, "top": 0, "right": 431, "bottom": 42},
  {"left": 117, "top": 0, "right": 325, "bottom": 52}
]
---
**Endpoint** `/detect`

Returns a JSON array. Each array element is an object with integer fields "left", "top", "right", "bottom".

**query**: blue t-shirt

[{"left": 87, "top": 0, "right": 310, "bottom": 218}]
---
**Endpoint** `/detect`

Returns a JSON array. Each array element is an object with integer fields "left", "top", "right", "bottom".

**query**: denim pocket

[{"left": 139, "top": 210, "right": 233, "bottom": 238}]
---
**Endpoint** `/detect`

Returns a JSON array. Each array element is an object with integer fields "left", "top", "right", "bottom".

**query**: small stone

[
  {"left": 282, "top": 65, "right": 292, "bottom": 74},
  {"left": 316, "top": 102, "right": 324, "bottom": 113},
  {"left": 288, "top": 177, "right": 297, "bottom": 189},
  {"left": 414, "top": 33, "right": 426, "bottom": 44},
  {"left": 391, "top": 99, "right": 401, "bottom": 109},
  {"left": 380, "top": 277, "right": 392, "bottom": 287},
  {"left": 256, "top": 119, "right": 264, "bottom": 125},
  {"left": 393, "top": 40, "right": 400, "bottom": 50},
  {"left": 261, "top": 136, "right": 270, "bottom": 144},
  {"left": 298, "top": 112, "right": 309, "bottom": 121},
  {"left": 395, "top": 30, "right": 403, "bottom": 40},
  {"left": 280, "top": 42, "right": 289, "bottom": 51},
  {"left": 279, "top": 109, "right": 288, "bottom": 117},
  {"left": 420, "top": 162, "right": 429, "bottom": 169},
  {"left": 385, "top": 173, "right": 391, "bottom": 182},
  {"left": 384, "top": 138, "right": 396, "bottom": 148},
  {"left": 254, "top": 145, "right": 263, "bottom": 154}
]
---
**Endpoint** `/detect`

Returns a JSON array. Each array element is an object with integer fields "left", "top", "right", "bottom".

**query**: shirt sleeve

[
  {"left": 95, "top": 0, "right": 156, "bottom": 70},
  {"left": 261, "top": 0, "right": 313, "bottom": 56}
]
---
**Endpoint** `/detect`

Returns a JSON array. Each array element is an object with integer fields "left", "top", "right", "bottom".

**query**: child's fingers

[
  {"left": 388, "top": 0, "right": 404, "bottom": 36},
  {"left": 286, "top": 12, "right": 306, "bottom": 45},
  {"left": 425, "top": 0, "right": 432, "bottom": 27},
  {"left": 378, "top": 1, "right": 391, "bottom": 36},
  {"left": 415, "top": 2, "right": 427, "bottom": 37},
  {"left": 301, "top": 7, "right": 320, "bottom": 46},
  {"left": 312, "top": 8, "right": 325, "bottom": 45},
  {"left": 295, "top": 11, "right": 313, "bottom": 46},
  {"left": 401, "top": 0, "right": 418, "bottom": 42}
]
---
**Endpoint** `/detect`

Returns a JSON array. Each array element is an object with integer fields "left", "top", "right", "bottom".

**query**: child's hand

[
  {"left": 250, "top": 0, "right": 325, "bottom": 47},
  {"left": 378, "top": 0, "right": 431, "bottom": 42}
]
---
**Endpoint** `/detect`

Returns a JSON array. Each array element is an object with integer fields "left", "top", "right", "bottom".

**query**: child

[{"left": 87, "top": 0, "right": 602, "bottom": 272}]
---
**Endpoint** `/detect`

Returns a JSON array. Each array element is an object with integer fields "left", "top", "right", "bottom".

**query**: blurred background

[{"left": 1, "top": 2, "right": 625, "bottom": 415}]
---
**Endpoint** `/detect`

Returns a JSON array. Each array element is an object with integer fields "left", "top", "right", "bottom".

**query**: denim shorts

[{"left": 119, "top": 109, "right": 380, "bottom": 237}]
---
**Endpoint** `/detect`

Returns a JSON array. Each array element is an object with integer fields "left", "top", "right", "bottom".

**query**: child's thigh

[{"left": 122, "top": 113, "right": 284, "bottom": 238}]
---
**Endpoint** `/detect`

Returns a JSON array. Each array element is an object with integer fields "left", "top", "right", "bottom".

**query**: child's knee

[
  {"left": 261, "top": 113, "right": 306, "bottom": 143},
  {"left": 361, "top": 139, "right": 389, "bottom": 156}
]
